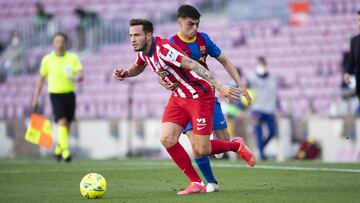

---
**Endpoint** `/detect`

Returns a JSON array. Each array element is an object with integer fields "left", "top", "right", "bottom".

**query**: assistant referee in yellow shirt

[{"left": 32, "top": 32, "right": 84, "bottom": 162}]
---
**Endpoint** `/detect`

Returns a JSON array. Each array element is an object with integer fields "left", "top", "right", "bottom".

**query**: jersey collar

[
  {"left": 177, "top": 32, "right": 196, "bottom": 43},
  {"left": 51, "top": 51, "right": 67, "bottom": 57},
  {"left": 146, "top": 37, "right": 156, "bottom": 57}
]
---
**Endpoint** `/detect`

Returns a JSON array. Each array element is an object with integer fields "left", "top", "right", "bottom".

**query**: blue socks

[{"left": 194, "top": 156, "right": 217, "bottom": 184}]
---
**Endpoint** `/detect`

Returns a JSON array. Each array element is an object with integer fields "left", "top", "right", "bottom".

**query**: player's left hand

[{"left": 217, "top": 84, "right": 241, "bottom": 102}]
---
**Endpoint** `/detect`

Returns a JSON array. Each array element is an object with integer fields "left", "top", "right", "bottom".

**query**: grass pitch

[{"left": 0, "top": 158, "right": 359, "bottom": 203}]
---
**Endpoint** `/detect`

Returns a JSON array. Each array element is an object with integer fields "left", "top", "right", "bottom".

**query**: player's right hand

[
  {"left": 343, "top": 73, "right": 351, "bottom": 85},
  {"left": 113, "top": 69, "right": 129, "bottom": 81},
  {"left": 158, "top": 77, "right": 179, "bottom": 91},
  {"left": 165, "top": 82, "right": 179, "bottom": 91},
  {"left": 162, "top": 81, "right": 179, "bottom": 91}
]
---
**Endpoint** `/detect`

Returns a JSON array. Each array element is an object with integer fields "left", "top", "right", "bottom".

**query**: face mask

[
  {"left": 255, "top": 65, "right": 266, "bottom": 75},
  {"left": 11, "top": 37, "right": 19, "bottom": 46}
]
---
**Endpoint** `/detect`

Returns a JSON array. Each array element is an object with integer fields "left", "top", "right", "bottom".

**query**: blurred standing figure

[
  {"left": 344, "top": 10, "right": 360, "bottom": 101},
  {"left": 2, "top": 32, "right": 26, "bottom": 75},
  {"left": 34, "top": 2, "right": 56, "bottom": 43},
  {"left": 32, "top": 33, "right": 84, "bottom": 162},
  {"left": 34, "top": 2, "right": 53, "bottom": 30},
  {"left": 248, "top": 56, "right": 278, "bottom": 160},
  {"left": 74, "top": 8, "right": 99, "bottom": 51}
]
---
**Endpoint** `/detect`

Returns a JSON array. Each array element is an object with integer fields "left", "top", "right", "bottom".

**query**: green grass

[{"left": 0, "top": 159, "right": 359, "bottom": 203}]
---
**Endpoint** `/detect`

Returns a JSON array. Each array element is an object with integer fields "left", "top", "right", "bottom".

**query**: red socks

[
  {"left": 166, "top": 142, "right": 202, "bottom": 183},
  {"left": 166, "top": 140, "right": 240, "bottom": 182},
  {"left": 210, "top": 140, "right": 240, "bottom": 155}
]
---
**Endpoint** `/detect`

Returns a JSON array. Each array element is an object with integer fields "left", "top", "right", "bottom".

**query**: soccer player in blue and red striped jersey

[
  {"left": 114, "top": 19, "right": 255, "bottom": 195},
  {"left": 158, "top": 5, "right": 255, "bottom": 192}
]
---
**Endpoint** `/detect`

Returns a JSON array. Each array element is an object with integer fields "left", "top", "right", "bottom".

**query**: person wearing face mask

[
  {"left": 2, "top": 32, "right": 26, "bottom": 75},
  {"left": 247, "top": 56, "right": 279, "bottom": 160}
]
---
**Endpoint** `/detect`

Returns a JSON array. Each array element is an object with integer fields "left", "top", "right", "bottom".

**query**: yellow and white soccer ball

[
  {"left": 80, "top": 173, "right": 107, "bottom": 199},
  {"left": 240, "top": 88, "right": 255, "bottom": 107}
]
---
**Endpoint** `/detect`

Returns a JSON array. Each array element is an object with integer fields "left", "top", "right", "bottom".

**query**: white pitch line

[
  {"left": 115, "top": 161, "right": 360, "bottom": 173},
  {"left": 213, "top": 163, "right": 360, "bottom": 173}
]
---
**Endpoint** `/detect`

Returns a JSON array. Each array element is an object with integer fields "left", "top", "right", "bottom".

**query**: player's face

[
  {"left": 52, "top": 35, "right": 67, "bottom": 52},
  {"left": 129, "top": 25, "right": 148, "bottom": 52},
  {"left": 178, "top": 17, "right": 200, "bottom": 39}
]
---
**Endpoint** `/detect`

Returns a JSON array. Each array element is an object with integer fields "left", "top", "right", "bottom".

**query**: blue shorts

[{"left": 183, "top": 97, "right": 227, "bottom": 134}]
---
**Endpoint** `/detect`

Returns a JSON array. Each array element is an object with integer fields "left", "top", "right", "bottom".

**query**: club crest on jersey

[
  {"left": 200, "top": 46, "right": 206, "bottom": 55},
  {"left": 166, "top": 50, "right": 178, "bottom": 62},
  {"left": 157, "top": 70, "right": 169, "bottom": 77}
]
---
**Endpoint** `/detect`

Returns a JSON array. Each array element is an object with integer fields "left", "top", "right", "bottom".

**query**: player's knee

[
  {"left": 191, "top": 143, "right": 202, "bottom": 157},
  {"left": 160, "top": 135, "right": 177, "bottom": 148},
  {"left": 190, "top": 142, "right": 197, "bottom": 151},
  {"left": 194, "top": 144, "right": 211, "bottom": 156},
  {"left": 215, "top": 129, "right": 230, "bottom": 141}
]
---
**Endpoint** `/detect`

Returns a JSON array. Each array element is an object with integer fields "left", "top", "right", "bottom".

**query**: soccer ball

[
  {"left": 240, "top": 88, "right": 255, "bottom": 107},
  {"left": 80, "top": 173, "right": 107, "bottom": 199}
]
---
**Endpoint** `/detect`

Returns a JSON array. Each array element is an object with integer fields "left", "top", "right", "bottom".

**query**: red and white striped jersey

[{"left": 135, "top": 36, "right": 213, "bottom": 99}]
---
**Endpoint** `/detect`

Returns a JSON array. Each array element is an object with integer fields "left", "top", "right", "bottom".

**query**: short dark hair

[
  {"left": 258, "top": 56, "right": 267, "bottom": 66},
  {"left": 177, "top": 4, "right": 201, "bottom": 20},
  {"left": 52, "top": 32, "right": 68, "bottom": 43},
  {"left": 129, "top": 19, "right": 154, "bottom": 33}
]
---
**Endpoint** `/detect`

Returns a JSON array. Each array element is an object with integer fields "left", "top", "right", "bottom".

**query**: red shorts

[{"left": 162, "top": 92, "right": 215, "bottom": 135}]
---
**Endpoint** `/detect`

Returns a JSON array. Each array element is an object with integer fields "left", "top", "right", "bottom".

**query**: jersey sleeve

[
  {"left": 72, "top": 53, "right": 83, "bottom": 72},
  {"left": 135, "top": 52, "right": 146, "bottom": 65},
  {"left": 39, "top": 56, "right": 48, "bottom": 76},
  {"left": 168, "top": 37, "right": 175, "bottom": 43},
  {"left": 158, "top": 43, "right": 184, "bottom": 68},
  {"left": 201, "top": 32, "right": 221, "bottom": 58}
]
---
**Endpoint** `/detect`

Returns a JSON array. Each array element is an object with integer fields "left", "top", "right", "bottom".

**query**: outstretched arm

[
  {"left": 216, "top": 52, "right": 252, "bottom": 105},
  {"left": 113, "top": 63, "right": 146, "bottom": 81},
  {"left": 180, "top": 55, "right": 240, "bottom": 101},
  {"left": 216, "top": 53, "right": 245, "bottom": 87}
]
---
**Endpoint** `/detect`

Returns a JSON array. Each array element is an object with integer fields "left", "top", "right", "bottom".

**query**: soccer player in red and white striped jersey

[
  {"left": 135, "top": 38, "right": 213, "bottom": 99},
  {"left": 113, "top": 19, "right": 254, "bottom": 195}
]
